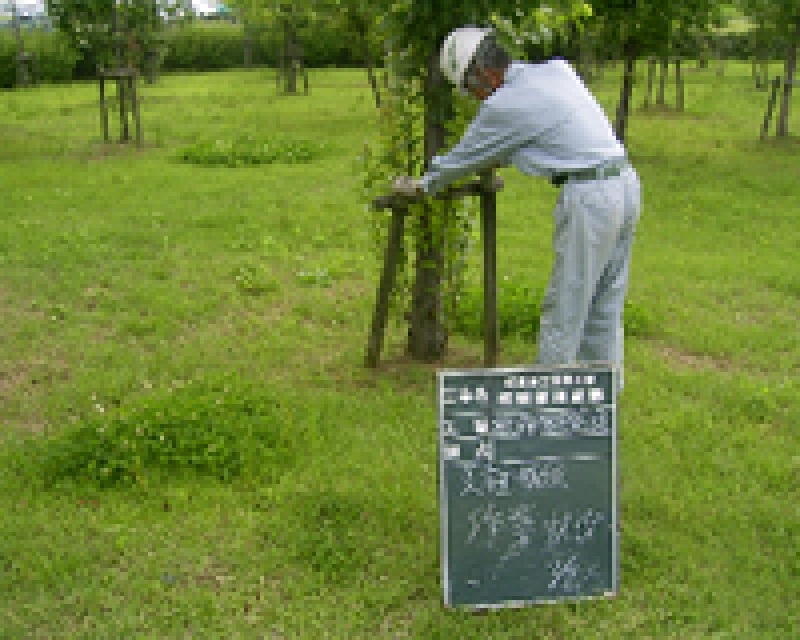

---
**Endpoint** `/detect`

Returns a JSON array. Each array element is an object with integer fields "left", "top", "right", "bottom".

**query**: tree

[
  {"left": 737, "top": 0, "right": 799, "bottom": 136},
  {"left": 226, "top": 0, "right": 321, "bottom": 93},
  {"left": 324, "top": 0, "right": 387, "bottom": 108},
  {"left": 580, "top": 1, "right": 716, "bottom": 144},
  {"left": 46, "top": 1, "right": 187, "bottom": 75},
  {"left": 359, "top": 1, "right": 594, "bottom": 364}
]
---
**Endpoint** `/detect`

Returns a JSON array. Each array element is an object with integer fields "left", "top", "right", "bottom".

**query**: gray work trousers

[{"left": 535, "top": 165, "right": 641, "bottom": 395}]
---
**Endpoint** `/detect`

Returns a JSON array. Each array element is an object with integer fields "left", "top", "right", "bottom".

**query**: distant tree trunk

[
  {"left": 357, "top": 19, "right": 381, "bottom": 108},
  {"left": 675, "top": 58, "right": 684, "bottom": 111},
  {"left": 126, "top": 30, "right": 141, "bottom": 75},
  {"left": 751, "top": 28, "right": 765, "bottom": 88},
  {"left": 696, "top": 32, "right": 709, "bottom": 69},
  {"left": 286, "top": 22, "right": 298, "bottom": 93},
  {"left": 643, "top": 56, "right": 655, "bottom": 107},
  {"left": 12, "top": 2, "right": 30, "bottom": 87},
  {"left": 408, "top": 47, "right": 452, "bottom": 362},
  {"left": 716, "top": 36, "right": 725, "bottom": 76},
  {"left": 776, "top": 17, "right": 798, "bottom": 137},
  {"left": 657, "top": 55, "right": 668, "bottom": 105},
  {"left": 577, "top": 28, "right": 594, "bottom": 83},
  {"left": 614, "top": 36, "right": 638, "bottom": 146},
  {"left": 243, "top": 20, "right": 253, "bottom": 68}
]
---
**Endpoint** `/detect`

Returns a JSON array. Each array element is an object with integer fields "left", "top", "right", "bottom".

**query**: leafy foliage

[
  {"left": 232, "top": 263, "right": 281, "bottom": 295},
  {"left": 176, "top": 135, "right": 326, "bottom": 167},
  {"left": 450, "top": 275, "right": 659, "bottom": 342},
  {"left": 45, "top": 0, "right": 189, "bottom": 71},
  {"left": 30, "top": 375, "right": 302, "bottom": 490},
  {"left": 0, "top": 28, "right": 80, "bottom": 88},
  {"left": 355, "top": 1, "right": 620, "bottom": 347}
]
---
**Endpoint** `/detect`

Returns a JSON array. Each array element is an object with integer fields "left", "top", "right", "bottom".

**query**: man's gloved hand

[{"left": 392, "top": 176, "right": 423, "bottom": 197}]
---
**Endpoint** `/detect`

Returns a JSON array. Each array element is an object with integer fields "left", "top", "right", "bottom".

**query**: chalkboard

[{"left": 438, "top": 365, "right": 619, "bottom": 609}]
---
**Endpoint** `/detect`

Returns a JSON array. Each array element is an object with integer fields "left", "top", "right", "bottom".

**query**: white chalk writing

[{"left": 544, "top": 509, "right": 605, "bottom": 548}]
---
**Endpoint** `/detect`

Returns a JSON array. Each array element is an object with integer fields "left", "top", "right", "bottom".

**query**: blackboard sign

[{"left": 438, "top": 365, "right": 619, "bottom": 609}]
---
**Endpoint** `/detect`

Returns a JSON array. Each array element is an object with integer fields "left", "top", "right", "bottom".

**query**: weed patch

[
  {"left": 17, "top": 375, "right": 304, "bottom": 491},
  {"left": 450, "top": 277, "right": 659, "bottom": 342},
  {"left": 232, "top": 263, "right": 281, "bottom": 296},
  {"left": 175, "top": 135, "right": 327, "bottom": 168}
]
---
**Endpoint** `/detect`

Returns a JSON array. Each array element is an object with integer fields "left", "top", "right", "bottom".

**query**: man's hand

[{"left": 392, "top": 176, "right": 423, "bottom": 197}]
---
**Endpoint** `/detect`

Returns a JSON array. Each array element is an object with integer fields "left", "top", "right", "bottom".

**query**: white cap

[{"left": 439, "top": 26, "right": 494, "bottom": 97}]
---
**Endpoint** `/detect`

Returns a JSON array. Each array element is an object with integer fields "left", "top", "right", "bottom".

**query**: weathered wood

[
  {"left": 371, "top": 176, "right": 503, "bottom": 211},
  {"left": 366, "top": 173, "right": 504, "bottom": 369},
  {"left": 657, "top": 56, "right": 668, "bottom": 105},
  {"left": 119, "top": 76, "right": 128, "bottom": 142},
  {"left": 777, "top": 17, "right": 799, "bottom": 137},
  {"left": 98, "top": 68, "right": 141, "bottom": 146},
  {"left": 761, "top": 76, "right": 782, "bottom": 140},
  {"left": 129, "top": 76, "right": 142, "bottom": 147},
  {"left": 366, "top": 204, "right": 408, "bottom": 368},
  {"left": 16, "top": 51, "right": 35, "bottom": 88},
  {"left": 643, "top": 57, "right": 656, "bottom": 108},
  {"left": 100, "top": 76, "right": 109, "bottom": 142},
  {"left": 480, "top": 170, "right": 497, "bottom": 369}
]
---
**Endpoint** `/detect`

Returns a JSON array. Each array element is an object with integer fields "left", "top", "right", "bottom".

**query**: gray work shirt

[{"left": 420, "top": 58, "right": 627, "bottom": 195}]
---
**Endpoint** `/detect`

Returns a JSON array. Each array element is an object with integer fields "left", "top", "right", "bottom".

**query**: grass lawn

[{"left": 0, "top": 60, "right": 797, "bottom": 637}]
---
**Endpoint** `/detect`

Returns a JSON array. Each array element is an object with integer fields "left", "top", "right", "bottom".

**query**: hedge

[
  {"left": 0, "top": 28, "right": 79, "bottom": 89},
  {"left": 0, "top": 21, "right": 792, "bottom": 89}
]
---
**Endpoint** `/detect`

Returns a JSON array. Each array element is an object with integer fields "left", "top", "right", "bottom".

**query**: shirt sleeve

[{"left": 420, "top": 99, "right": 530, "bottom": 196}]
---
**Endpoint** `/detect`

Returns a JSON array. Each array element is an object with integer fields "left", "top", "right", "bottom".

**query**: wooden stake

[{"left": 480, "top": 170, "right": 497, "bottom": 369}]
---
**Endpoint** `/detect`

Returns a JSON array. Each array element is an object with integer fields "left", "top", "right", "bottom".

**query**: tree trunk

[
  {"left": 407, "top": 48, "right": 451, "bottom": 362},
  {"left": 644, "top": 56, "right": 655, "bottom": 107},
  {"left": 698, "top": 35, "right": 708, "bottom": 69},
  {"left": 358, "top": 21, "right": 381, "bottom": 108},
  {"left": 657, "top": 55, "right": 667, "bottom": 105},
  {"left": 12, "top": 3, "right": 30, "bottom": 87},
  {"left": 243, "top": 21, "right": 252, "bottom": 68},
  {"left": 578, "top": 28, "right": 594, "bottom": 84},
  {"left": 614, "top": 36, "right": 638, "bottom": 146},
  {"left": 675, "top": 58, "right": 683, "bottom": 111},
  {"left": 286, "top": 22, "right": 298, "bottom": 94},
  {"left": 776, "top": 18, "right": 799, "bottom": 137}
]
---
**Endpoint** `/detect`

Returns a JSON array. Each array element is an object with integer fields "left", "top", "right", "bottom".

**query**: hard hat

[{"left": 439, "top": 26, "right": 494, "bottom": 97}]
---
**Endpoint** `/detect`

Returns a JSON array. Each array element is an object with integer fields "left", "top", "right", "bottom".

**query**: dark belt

[{"left": 550, "top": 164, "right": 624, "bottom": 187}]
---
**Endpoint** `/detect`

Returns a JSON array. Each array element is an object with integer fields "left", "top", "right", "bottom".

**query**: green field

[{"left": 1, "top": 61, "right": 797, "bottom": 637}]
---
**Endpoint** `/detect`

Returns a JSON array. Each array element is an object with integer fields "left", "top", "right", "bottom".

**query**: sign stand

[
  {"left": 97, "top": 3, "right": 142, "bottom": 147},
  {"left": 761, "top": 76, "right": 799, "bottom": 140},
  {"left": 365, "top": 170, "right": 503, "bottom": 369},
  {"left": 438, "top": 364, "right": 619, "bottom": 609}
]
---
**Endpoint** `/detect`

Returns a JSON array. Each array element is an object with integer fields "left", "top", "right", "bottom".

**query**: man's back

[{"left": 488, "top": 58, "right": 626, "bottom": 175}]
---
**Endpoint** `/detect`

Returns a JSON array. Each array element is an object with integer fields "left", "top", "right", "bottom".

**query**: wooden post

[
  {"left": 644, "top": 56, "right": 656, "bottom": 108},
  {"left": 365, "top": 176, "right": 504, "bottom": 369},
  {"left": 657, "top": 56, "right": 667, "bottom": 105},
  {"left": 118, "top": 76, "right": 128, "bottom": 142},
  {"left": 760, "top": 76, "right": 782, "bottom": 140},
  {"left": 129, "top": 73, "right": 142, "bottom": 147},
  {"left": 98, "top": 68, "right": 141, "bottom": 146},
  {"left": 100, "top": 74, "right": 109, "bottom": 142},
  {"left": 366, "top": 203, "right": 408, "bottom": 368},
  {"left": 480, "top": 170, "right": 497, "bottom": 369}
]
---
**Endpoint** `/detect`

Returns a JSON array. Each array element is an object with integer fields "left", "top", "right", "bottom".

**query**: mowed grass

[{"left": 0, "top": 60, "right": 797, "bottom": 637}]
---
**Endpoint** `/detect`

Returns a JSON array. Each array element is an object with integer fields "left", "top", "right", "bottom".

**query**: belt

[{"left": 550, "top": 163, "right": 626, "bottom": 187}]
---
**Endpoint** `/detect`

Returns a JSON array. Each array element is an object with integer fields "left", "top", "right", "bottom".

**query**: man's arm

[{"left": 419, "top": 104, "right": 528, "bottom": 196}]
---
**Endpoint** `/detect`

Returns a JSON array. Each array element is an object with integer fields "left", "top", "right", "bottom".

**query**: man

[{"left": 392, "top": 26, "right": 641, "bottom": 394}]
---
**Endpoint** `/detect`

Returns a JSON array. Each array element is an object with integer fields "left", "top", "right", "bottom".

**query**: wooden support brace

[
  {"left": 366, "top": 174, "right": 504, "bottom": 369},
  {"left": 479, "top": 170, "right": 498, "bottom": 368},
  {"left": 761, "top": 76, "right": 782, "bottom": 140},
  {"left": 365, "top": 203, "right": 408, "bottom": 368}
]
